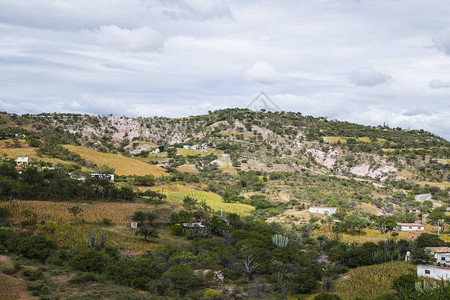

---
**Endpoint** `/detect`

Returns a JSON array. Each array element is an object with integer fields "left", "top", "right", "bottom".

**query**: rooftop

[
  {"left": 397, "top": 223, "right": 424, "bottom": 226},
  {"left": 425, "top": 247, "right": 450, "bottom": 253}
]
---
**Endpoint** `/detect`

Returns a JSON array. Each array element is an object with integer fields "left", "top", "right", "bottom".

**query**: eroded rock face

[
  {"left": 307, "top": 148, "right": 339, "bottom": 168},
  {"left": 350, "top": 164, "right": 397, "bottom": 181}
]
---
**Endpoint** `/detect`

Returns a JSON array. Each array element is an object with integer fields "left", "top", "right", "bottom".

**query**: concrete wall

[{"left": 417, "top": 265, "right": 450, "bottom": 280}]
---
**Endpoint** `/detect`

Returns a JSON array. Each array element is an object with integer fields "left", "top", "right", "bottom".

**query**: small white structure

[
  {"left": 182, "top": 222, "right": 206, "bottom": 228},
  {"left": 426, "top": 247, "right": 450, "bottom": 266},
  {"left": 150, "top": 148, "right": 160, "bottom": 154},
  {"left": 309, "top": 207, "right": 337, "bottom": 215},
  {"left": 131, "top": 222, "right": 138, "bottom": 229},
  {"left": 396, "top": 223, "right": 424, "bottom": 231},
  {"left": 417, "top": 265, "right": 450, "bottom": 281},
  {"left": 90, "top": 173, "right": 115, "bottom": 182},
  {"left": 15, "top": 157, "right": 29, "bottom": 166},
  {"left": 221, "top": 153, "right": 229, "bottom": 158}
]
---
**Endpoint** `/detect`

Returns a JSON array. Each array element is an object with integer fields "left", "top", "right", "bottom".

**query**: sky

[{"left": 0, "top": 0, "right": 449, "bottom": 140}]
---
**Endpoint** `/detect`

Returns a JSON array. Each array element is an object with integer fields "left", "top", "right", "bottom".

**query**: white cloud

[
  {"left": 0, "top": 1, "right": 449, "bottom": 140},
  {"left": 244, "top": 61, "right": 284, "bottom": 84},
  {"left": 89, "top": 25, "right": 164, "bottom": 52},
  {"left": 433, "top": 29, "right": 450, "bottom": 55},
  {"left": 349, "top": 67, "right": 392, "bottom": 86},
  {"left": 429, "top": 79, "right": 450, "bottom": 89}
]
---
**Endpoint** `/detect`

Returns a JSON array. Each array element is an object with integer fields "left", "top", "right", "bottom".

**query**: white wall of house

[
  {"left": 417, "top": 265, "right": 450, "bottom": 280},
  {"left": 435, "top": 253, "right": 450, "bottom": 266},
  {"left": 397, "top": 224, "right": 424, "bottom": 231},
  {"left": 309, "top": 207, "right": 337, "bottom": 215}
]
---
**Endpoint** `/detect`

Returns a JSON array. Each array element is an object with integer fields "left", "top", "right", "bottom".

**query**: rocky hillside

[{"left": 0, "top": 109, "right": 448, "bottom": 184}]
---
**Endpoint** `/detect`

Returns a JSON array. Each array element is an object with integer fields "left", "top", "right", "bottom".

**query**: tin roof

[{"left": 398, "top": 223, "right": 424, "bottom": 226}]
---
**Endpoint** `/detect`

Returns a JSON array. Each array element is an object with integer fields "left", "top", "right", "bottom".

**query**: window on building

[
  {"left": 409, "top": 227, "right": 412, "bottom": 229},
  {"left": 425, "top": 270, "right": 430, "bottom": 274},
  {"left": 442, "top": 257, "right": 446, "bottom": 261},
  {"left": 418, "top": 227, "right": 422, "bottom": 229}
]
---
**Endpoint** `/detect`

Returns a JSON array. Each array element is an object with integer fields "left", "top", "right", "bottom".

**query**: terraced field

[{"left": 64, "top": 145, "right": 167, "bottom": 177}]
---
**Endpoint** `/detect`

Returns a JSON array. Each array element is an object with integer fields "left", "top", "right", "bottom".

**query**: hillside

[{"left": 0, "top": 109, "right": 449, "bottom": 299}]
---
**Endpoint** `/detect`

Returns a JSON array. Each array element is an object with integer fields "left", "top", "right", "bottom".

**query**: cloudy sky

[{"left": 0, "top": 0, "right": 449, "bottom": 139}]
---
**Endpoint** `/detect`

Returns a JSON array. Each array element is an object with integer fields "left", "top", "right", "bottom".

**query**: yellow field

[
  {"left": 220, "top": 130, "right": 253, "bottom": 138},
  {"left": 0, "top": 200, "right": 153, "bottom": 224},
  {"left": 335, "top": 261, "right": 416, "bottom": 299},
  {"left": 317, "top": 227, "right": 410, "bottom": 244},
  {"left": 324, "top": 136, "right": 386, "bottom": 143},
  {"left": 64, "top": 145, "right": 167, "bottom": 177}
]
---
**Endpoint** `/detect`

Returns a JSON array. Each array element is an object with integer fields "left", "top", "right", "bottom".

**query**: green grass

[
  {"left": 161, "top": 189, "right": 254, "bottom": 215},
  {"left": 334, "top": 261, "right": 416, "bottom": 299}
]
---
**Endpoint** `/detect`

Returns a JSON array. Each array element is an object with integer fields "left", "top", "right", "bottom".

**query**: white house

[
  {"left": 417, "top": 265, "right": 450, "bottom": 280},
  {"left": 426, "top": 247, "right": 450, "bottom": 266},
  {"left": 90, "top": 173, "right": 115, "bottom": 182},
  {"left": 396, "top": 223, "right": 424, "bottom": 231},
  {"left": 15, "top": 157, "right": 29, "bottom": 166},
  {"left": 309, "top": 207, "right": 338, "bottom": 215},
  {"left": 150, "top": 148, "right": 160, "bottom": 154}
]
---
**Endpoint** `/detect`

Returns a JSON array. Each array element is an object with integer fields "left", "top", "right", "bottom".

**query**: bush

[
  {"left": 6, "top": 234, "right": 55, "bottom": 261},
  {"left": 27, "top": 281, "right": 49, "bottom": 297},
  {"left": 22, "top": 268, "right": 44, "bottom": 281},
  {"left": 69, "top": 272, "right": 102, "bottom": 284},
  {"left": 69, "top": 248, "right": 112, "bottom": 273},
  {"left": 161, "top": 264, "right": 199, "bottom": 295},
  {"left": 170, "top": 224, "right": 183, "bottom": 236},
  {"left": 314, "top": 293, "right": 342, "bottom": 300},
  {"left": 106, "top": 256, "right": 163, "bottom": 290}
]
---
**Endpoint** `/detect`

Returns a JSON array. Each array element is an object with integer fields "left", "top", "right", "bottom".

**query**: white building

[
  {"left": 417, "top": 265, "right": 450, "bottom": 280},
  {"left": 396, "top": 223, "right": 424, "bottom": 231},
  {"left": 15, "top": 157, "right": 29, "bottom": 166},
  {"left": 90, "top": 173, "right": 115, "bottom": 182},
  {"left": 150, "top": 148, "right": 160, "bottom": 154},
  {"left": 426, "top": 247, "right": 450, "bottom": 266},
  {"left": 309, "top": 207, "right": 338, "bottom": 215}
]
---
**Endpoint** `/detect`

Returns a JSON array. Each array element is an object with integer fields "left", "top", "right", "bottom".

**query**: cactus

[{"left": 272, "top": 234, "right": 289, "bottom": 247}]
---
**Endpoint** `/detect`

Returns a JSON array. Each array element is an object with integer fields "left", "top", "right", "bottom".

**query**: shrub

[
  {"left": 106, "top": 256, "right": 163, "bottom": 290},
  {"left": 69, "top": 272, "right": 102, "bottom": 284},
  {"left": 170, "top": 224, "right": 183, "bottom": 236},
  {"left": 27, "top": 281, "right": 50, "bottom": 297},
  {"left": 69, "top": 248, "right": 112, "bottom": 273},
  {"left": 314, "top": 293, "right": 342, "bottom": 300},
  {"left": 161, "top": 264, "right": 199, "bottom": 295},
  {"left": 22, "top": 268, "right": 44, "bottom": 281},
  {"left": 6, "top": 234, "right": 55, "bottom": 261}
]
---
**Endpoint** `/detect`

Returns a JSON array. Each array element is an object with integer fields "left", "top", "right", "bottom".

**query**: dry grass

[
  {"left": 334, "top": 261, "right": 416, "bottom": 299},
  {"left": 357, "top": 203, "right": 383, "bottom": 215},
  {"left": 176, "top": 164, "right": 199, "bottom": 174},
  {"left": 324, "top": 136, "right": 386, "bottom": 143},
  {"left": 317, "top": 227, "right": 410, "bottom": 244},
  {"left": 177, "top": 149, "right": 223, "bottom": 157},
  {"left": 0, "top": 272, "right": 29, "bottom": 300},
  {"left": 0, "top": 200, "right": 154, "bottom": 224},
  {"left": 220, "top": 130, "right": 253, "bottom": 138},
  {"left": 64, "top": 145, "right": 167, "bottom": 177}
]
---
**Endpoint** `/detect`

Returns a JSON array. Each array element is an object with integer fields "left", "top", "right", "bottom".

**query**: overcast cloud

[{"left": 0, "top": 0, "right": 449, "bottom": 140}]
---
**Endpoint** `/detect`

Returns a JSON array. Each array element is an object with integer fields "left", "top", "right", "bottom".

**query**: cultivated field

[{"left": 64, "top": 145, "right": 167, "bottom": 177}]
